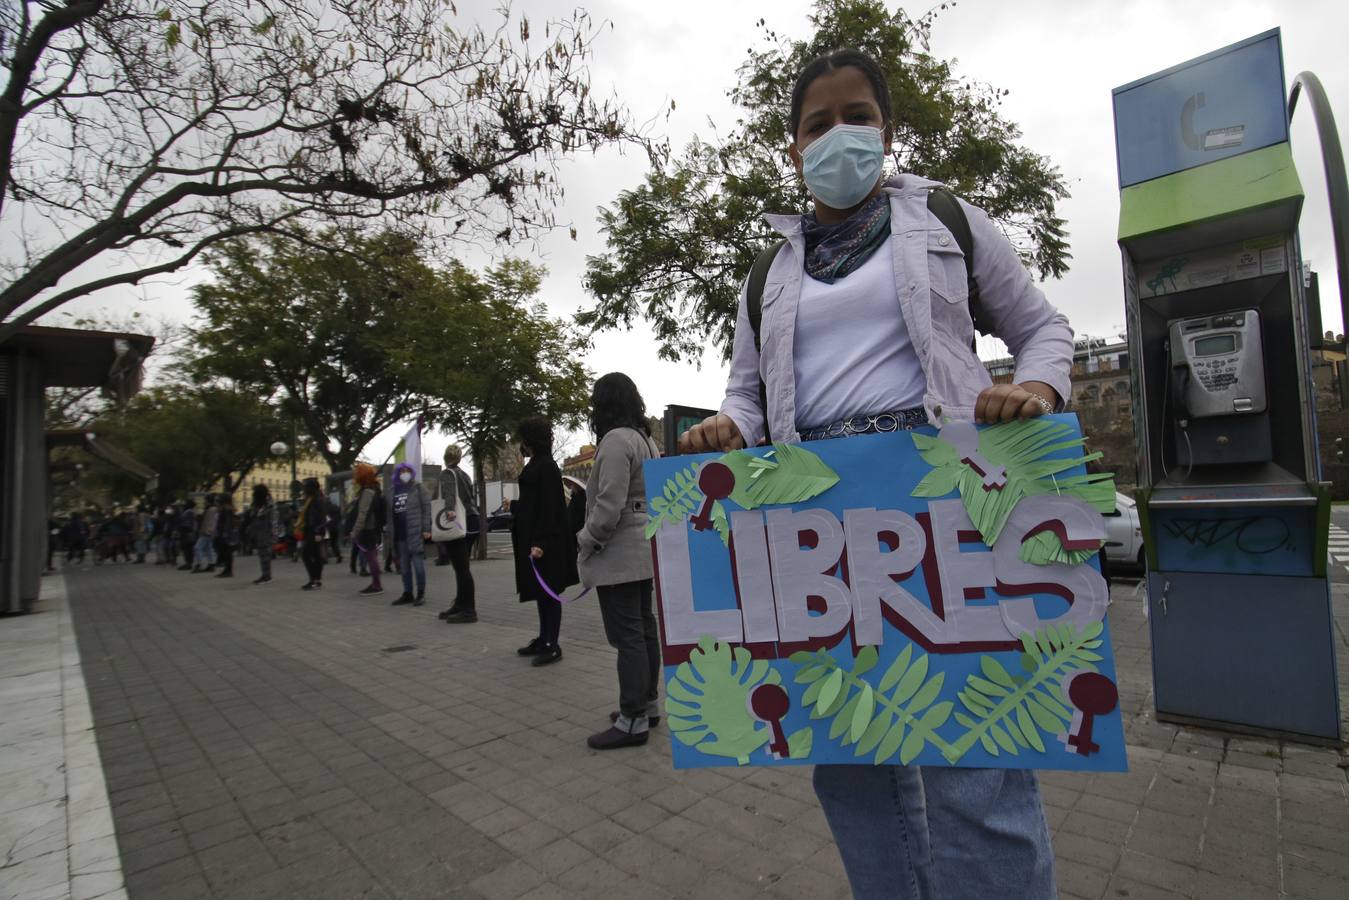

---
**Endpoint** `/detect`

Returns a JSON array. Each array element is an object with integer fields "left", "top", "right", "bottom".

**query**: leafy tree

[
  {"left": 189, "top": 227, "right": 455, "bottom": 472},
  {"left": 579, "top": 0, "right": 1070, "bottom": 362},
  {"left": 0, "top": 0, "right": 657, "bottom": 341},
  {"left": 88, "top": 385, "right": 287, "bottom": 504},
  {"left": 393, "top": 258, "right": 592, "bottom": 555}
]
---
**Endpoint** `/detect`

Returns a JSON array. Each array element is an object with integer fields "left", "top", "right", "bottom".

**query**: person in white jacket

[{"left": 680, "top": 48, "right": 1072, "bottom": 900}]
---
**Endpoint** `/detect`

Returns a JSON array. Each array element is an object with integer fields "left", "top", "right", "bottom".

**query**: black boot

[
  {"left": 517, "top": 638, "right": 544, "bottom": 656},
  {"left": 446, "top": 609, "right": 478, "bottom": 624},
  {"left": 532, "top": 646, "right": 562, "bottom": 667},
  {"left": 588, "top": 725, "right": 649, "bottom": 750},
  {"left": 391, "top": 592, "right": 414, "bottom": 606}
]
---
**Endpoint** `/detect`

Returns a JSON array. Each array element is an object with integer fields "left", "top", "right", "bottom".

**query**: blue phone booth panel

[{"left": 1147, "top": 571, "right": 1341, "bottom": 741}]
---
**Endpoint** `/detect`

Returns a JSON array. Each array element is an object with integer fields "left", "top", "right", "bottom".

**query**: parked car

[{"left": 1103, "top": 491, "right": 1145, "bottom": 570}]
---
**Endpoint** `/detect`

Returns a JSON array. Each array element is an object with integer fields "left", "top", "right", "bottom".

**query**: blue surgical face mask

[
  {"left": 800, "top": 124, "right": 885, "bottom": 210},
  {"left": 399, "top": 471, "right": 412, "bottom": 484}
]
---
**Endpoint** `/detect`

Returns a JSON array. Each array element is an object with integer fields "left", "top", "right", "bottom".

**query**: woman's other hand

[
  {"left": 678, "top": 414, "right": 746, "bottom": 453},
  {"left": 530, "top": 546, "right": 544, "bottom": 559},
  {"left": 975, "top": 381, "right": 1059, "bottom": 424}
]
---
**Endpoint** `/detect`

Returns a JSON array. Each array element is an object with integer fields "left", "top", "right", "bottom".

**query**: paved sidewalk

[
  {"left": 1, "top": 574, "right": 124, "bottom": 900},
  {"left": 57, "top": 556, "right": 1349, "bottom": 899}
]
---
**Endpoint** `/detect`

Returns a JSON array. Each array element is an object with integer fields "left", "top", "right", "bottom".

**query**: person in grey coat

[
  {"left": 579, "top": 373, "right": 663, "bottom": 750},
  {"left": 388, "top": 462, "right": 433, "bottom": 606},
  {"left": 247, "top": 484, "right": 279, "bottom": 585},
  {"left": 438, "top": 444, "right": 481, "bottom": 623}
]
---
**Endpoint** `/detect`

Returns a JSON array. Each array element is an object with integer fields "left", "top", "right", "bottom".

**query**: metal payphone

[
  {"left": 1114, "top": 28, "right": 1342, "bottom": 743},
  {"left": 1167, "top": 308, "right": 1270, "bottom": 466}
]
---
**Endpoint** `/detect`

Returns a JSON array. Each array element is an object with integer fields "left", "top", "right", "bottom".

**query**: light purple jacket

[{"left": 720, "top": 175, "right": 1074, "bottom": 445}]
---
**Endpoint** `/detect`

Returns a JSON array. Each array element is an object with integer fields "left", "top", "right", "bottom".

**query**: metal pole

[
  {"left": 290, "top": 419, "right": 298, "bottom": 497},
  {"left": 1289, "top": 71, "right": 1349, "bottom": 407}
]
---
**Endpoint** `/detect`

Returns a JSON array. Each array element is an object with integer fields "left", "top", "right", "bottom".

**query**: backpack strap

[
  {"left": 925, "top": 186, "right": 988, "bottom": 337},
  {"left": 747, "top": 239, "right": 787, "bottom": 417}
]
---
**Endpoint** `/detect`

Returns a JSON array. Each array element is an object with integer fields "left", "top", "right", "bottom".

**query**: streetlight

[{"left": 270, "top": 433, "right": 298, "bottom": 500}]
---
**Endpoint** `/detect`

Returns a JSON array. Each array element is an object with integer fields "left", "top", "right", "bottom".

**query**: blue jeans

[
  {"left": 396, "top": 540, "right": 426, "bottom": 596},
  {"left": 808, "top": 408, "right": 1056, "bottom": 900},
  {"left": 193, "top": 535, "right": 216, "bottom": 566}
]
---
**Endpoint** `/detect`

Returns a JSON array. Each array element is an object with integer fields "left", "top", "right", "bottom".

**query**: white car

[{"left": 1103, "top": 491, "right": 1145, "bottom": 570}]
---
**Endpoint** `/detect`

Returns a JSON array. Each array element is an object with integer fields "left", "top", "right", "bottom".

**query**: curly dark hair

[
  {"left": 515, "top": 416, "right": 554, "bottom": 456},
  {"left": 251, "top": 484, "right": 271, "bottom": 507},
  {"left": 589, "top": 372, "right": 650, "bottom": 441},
  {"left": 789, "top": 48, "right": 892, "bottom": 140}
]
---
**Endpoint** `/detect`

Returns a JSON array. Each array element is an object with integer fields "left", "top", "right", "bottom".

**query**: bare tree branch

[{"left": 2, "top": 0, "right": 665, "bottom": 331}]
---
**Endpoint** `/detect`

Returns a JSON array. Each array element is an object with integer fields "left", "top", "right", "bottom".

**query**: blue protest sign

[{"left": 644, "top": 415, "right": 1127, "bottom": 772}]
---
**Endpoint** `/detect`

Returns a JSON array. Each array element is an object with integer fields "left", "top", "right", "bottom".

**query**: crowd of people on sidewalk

[{"left": 39, "top": 47, "right": 1091, "bottom": 898}]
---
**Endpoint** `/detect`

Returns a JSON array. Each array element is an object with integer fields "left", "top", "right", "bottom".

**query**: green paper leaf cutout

[
  {"left": 855, "top": 708, "right": 894, "bottom": 757},
  {"left": 912, "top": 431, "right": 958, "bottom": 467},
  {"left": 876, "top": 720, "right": 907, "bottom": 763},
  {"left": 720, "top": 443, "right": 840, "bottom": 509},
  {"left": 893, "top": 653, "right": 930, "bottom": 704},
  {"left": 919, "top": 701, "right": 953, "bottom": 732},
  {"left": 1016, "top": 705, "right": 1046, "bottom": 753},
  {"left": 906, "top": 671, "right": 945, "bottom": 714},
  {"left": 829, "top": 694, "right": 862, "bottom": 742},
  {"left": 910, "top": 417, "right": 1117, "bottom": 548},
  {"left": 981, "top": 656, "right": 1016, "bottom": 690},
  {"left": 1020, "top": 530, "right": 1102, "bottom": 566},
  {"left": 941, "top": 623, "right": 1104, "bottom": 764},
  {"left": 801, "top": 675, "right": 827, "bottom": 709},
  {"left": 899, "top": 727, "right": 927, "bottom": 764},
  {"left": 911, "top": 464, "right": 965, "bottom": 499},
  {"left": 797, "top": 645, "right": 955, "bottom": 765},
  {"left": 878, "top": 644, "right": 914, "bottom": 693},
  {"left": 787, "top": 727, "right": 813, "bottom": 759},
  {"left": 849, "top": 684, "right": 875, "bottom": 742},
  {"left": 794, "top": 664, "right": 828, "bottom": 684},
  {"left": 912, "top": 465, "right": 962, "bottom": 498},
  {"left": 989, "top": 722, "right": 1018, "bottom": 754},
  {"left": 664, "top": 636, "right": 779, "bottom": 764},
  {"left": 852, "top": 645, "right": 879, "bottom": 677},
  {"left": 646, "top": 462, "right": 704, "bottom": 539},
  {"left": 710, "top": 502, "right": 731, "bottom": 547},
  {"left": 814, "top": 669, "right": 844, "bottom": 716}
]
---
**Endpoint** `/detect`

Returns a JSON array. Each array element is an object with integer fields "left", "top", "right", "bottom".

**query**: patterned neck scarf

[{"left": 802, "top": 193, "right": 892, "bottom": 284}]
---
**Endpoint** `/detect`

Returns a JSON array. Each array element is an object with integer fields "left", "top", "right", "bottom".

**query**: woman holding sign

[{"left": 680, "top": 50, "right": 1072, "bottom": 900}]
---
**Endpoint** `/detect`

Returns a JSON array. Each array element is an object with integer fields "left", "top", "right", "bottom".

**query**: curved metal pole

[{"left": 1289, "top": 73, "right": 1349, "bottom": 383}]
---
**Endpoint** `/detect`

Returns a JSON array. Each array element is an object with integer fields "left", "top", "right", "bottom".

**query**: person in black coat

[
  {"left": 511, "top": 416, "right": 577, "bottom": 666},
  {"left": 297, "top": 478, "right": 328, "bottom": 591}
]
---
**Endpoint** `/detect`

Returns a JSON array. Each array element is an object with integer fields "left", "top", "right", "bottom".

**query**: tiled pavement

[
  {"left": 50, "top": 556, "right": 1349, "bottom": 899},
  {"left": 1, "top": 575, "right": 123, "bottom": 900}
]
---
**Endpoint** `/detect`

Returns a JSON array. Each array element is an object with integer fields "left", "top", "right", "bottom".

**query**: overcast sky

[{"left": 47, "top": 0, "right": 1349, "bottom": 465}]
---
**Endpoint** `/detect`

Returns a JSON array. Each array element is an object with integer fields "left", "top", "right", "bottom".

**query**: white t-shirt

[{"left": 792, "top": 245, "right": 927, "bottom": 429}]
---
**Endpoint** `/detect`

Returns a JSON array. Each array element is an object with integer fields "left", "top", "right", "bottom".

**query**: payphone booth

[{"left": 1113, "top": 29, "right": 1342, "bottom": 743}]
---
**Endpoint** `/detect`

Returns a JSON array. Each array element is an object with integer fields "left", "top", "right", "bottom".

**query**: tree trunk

[{"left": 472, "top": 449, "right": 489, "bottom": 562}]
